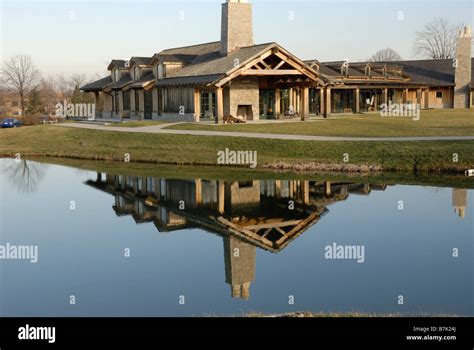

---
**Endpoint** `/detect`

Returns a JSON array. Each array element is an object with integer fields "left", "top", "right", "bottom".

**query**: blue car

[{"left": 1, "top": 118, "right": 22, "bottom": 128}]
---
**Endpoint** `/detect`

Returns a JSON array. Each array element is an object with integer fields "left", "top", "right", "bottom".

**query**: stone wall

[{"left": 227, "top": 76, "right": 259, "bottom": 120}]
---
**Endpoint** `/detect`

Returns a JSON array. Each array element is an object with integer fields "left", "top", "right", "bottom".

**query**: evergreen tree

[{"left": 25, "top": 88, "right": 44, "bottom": 115}]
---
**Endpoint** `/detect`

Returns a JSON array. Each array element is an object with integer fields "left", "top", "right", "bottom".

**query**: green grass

[
  {"left": 1, "top": 125, "right": 473, "bottom": 172},
  {"left": 165, "top": 109, "right": 474, "bottom": 137},
  {"left": 106, "top": 121, "right": 167, "bottom": 128}
]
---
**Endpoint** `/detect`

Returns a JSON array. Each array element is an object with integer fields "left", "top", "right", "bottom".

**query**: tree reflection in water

[{"left": 3, "top": 159, "right": 46, "bottom": 193}]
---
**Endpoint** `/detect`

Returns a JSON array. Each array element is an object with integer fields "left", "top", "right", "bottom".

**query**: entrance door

[
  {"left": 144, "top": 90, "right": 153, "bottom": 119},
  {"left": 259, "top": 90, "right": 275, "bottom": 119}
]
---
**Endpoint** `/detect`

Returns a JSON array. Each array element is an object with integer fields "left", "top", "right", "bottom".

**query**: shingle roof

[
  {"left": 159, "top": 41, "right": 221, "bottom": 56},
  {"left": 80, "top": 76, "right": 113, "bottom": 92},
  {"left": 109, "top": 75, "right": 132, "bottom": 90},
  {"left": 127, "top": 73, "right": 155, "bottom": 89},
  {"left": 155, "top": 43, "right": 275, "bottom": 86},
  {"left": 155, "top": 74, "right": 224, "bottom": 87},
  {"left": 130, "top": 57, "right": 152, "bottom": 66},
  {"left": 310, "top": 58, "right": 474, "bottom": 87}
]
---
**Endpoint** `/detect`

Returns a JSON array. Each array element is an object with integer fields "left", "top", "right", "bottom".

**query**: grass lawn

[
  {"left": 165, "top": 109, "right": 474, "bottom": 137},
  {"left": 1, "top": 125, "right": 473, "bottom": 172}
]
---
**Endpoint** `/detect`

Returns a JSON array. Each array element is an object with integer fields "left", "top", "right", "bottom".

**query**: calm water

[{"left": 0, "top": 158, "right": 472, "bottom": 317}]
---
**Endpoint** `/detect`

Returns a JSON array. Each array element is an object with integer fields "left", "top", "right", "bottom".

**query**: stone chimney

[
  {"left": 454, "top": 26, "right": 472, "bottom": 108},
  {"left": 220, "top": 0, "right": 254, "bottom": 55}
]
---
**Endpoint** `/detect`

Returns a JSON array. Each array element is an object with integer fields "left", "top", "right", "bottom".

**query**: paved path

[{"left": 58, "top": 123, "right": 474, "bottom": 142}]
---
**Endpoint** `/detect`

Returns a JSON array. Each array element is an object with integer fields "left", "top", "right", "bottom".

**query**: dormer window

[
  {"left": 134, "top": 66, "right": 140, "bottom": 80},
  {"left": 341, "top": 62, "right": 349, "bottom": 76},
  {"left": 113, "top": 69, "right": 120, "bottom": 82},
  {"left": 365, "top": 65, "right": 371, "bottom": 77},
  {"left": 158, "top": 64, "right": 164, "bottom": 80}
]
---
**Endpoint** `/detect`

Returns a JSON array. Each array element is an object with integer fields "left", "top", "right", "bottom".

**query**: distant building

[
  {"left": 81, "top": 0, "right": 473, "bottom": 122},
  {"left": 0, "top": 90, "right": 22, "bottom": 117}
]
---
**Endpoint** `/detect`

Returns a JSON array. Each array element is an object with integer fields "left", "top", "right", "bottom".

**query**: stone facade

[
  {"left": 220, "top": 0, "right": 254, "bottom": 55},
  {"left": 224, "top": 76, "right": 259, "bottom": 120},
  {"left": 454, "top": 26, "right": 472, "bottom": 108}
]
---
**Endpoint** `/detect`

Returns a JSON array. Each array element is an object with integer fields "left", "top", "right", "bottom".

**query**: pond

[{"left": 0, "top": 158, "right": 472, "bottom": 317}]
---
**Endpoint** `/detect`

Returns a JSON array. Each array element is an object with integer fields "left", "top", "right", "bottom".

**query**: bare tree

[
  {"left": 1, "top": 54, "right": 41, "bottom": 116},
  {"left": 369, "top": 48, "right": 403, "bottom": 62},
  {"left": 413, "top": 18, "right": 463, "bottom": 59}
]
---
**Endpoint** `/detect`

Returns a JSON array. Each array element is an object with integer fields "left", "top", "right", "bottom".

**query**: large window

[
  {"left": 280, "top": 89, "right": 290, "bottom": 115},
  {"left": 135, "top": 90, "right": 140, "bottom": 112},
  {"left": 309, "top": 88, "right": 320, "bottom": 115},
  {"left": 200, "top": 90, "right": 216, "bottom": 118},
  {"left": 123, "top": 91, "right": 130, "bottom": 111},
  {"left": 114, "top": 91, "right": 119, "bottom": 112}
]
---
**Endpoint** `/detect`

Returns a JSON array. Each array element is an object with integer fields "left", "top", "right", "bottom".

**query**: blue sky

[{"left": 1, "top": 0, "right": 472, "bottom": 77}]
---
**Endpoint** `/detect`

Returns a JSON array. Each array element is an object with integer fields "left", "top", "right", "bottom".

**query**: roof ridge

[{"left": 159, "top": 41, "right": 220, "bottom": 53}]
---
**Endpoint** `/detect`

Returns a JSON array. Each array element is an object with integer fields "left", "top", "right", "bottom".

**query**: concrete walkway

[{"left": 58, "top": 123, "right": 474, "bottom": 142}]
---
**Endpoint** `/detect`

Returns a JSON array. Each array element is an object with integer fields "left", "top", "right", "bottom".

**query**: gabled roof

[
  {"left": 80, "top": 76, "right": 113, "bottom": 92},
  {"left": 156, "top": 42, "right": 323, "bottom": 87},
  {"left": 129, "top": 57, "right": 152, "bottom": 66},
  {"left": 107, "top": 59, "right": 127, "bottom": 71}
]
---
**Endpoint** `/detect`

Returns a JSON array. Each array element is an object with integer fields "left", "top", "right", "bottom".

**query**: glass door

[{"left": 259, "top": 90, "right": 275, "bottom": 119}]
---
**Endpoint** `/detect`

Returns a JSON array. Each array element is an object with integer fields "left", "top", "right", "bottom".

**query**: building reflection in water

[
  {"left": 452, "top": 189, "right": 468, "bottom": 219},
  {"left": 87, "top": 173, "right": 390, "bottom": 300}
]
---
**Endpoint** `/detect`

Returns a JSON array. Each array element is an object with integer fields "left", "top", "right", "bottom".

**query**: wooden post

[
  {"left": 218, "top": 181, "right": 225, "bottom": 214},
  {"left": 319, "top": 88, "right": 325, "bottom": 116},
  {"left": 325, "top": 181, "right": 331, "bottom": 196},
  {"left": 301, "top": 87, "right": 309, "bottom": 121},
  {"left": 403, "top": 89, "right": 408, "bottom": 103},
  {"left": 194, "top": 88, "right": 201, "bottom": 122},
  {"left": 354, "top": 88, "right": 360, "bottom": 114},
  {"left": 275, "top": 88, "right": 281, "bottom": 118},
  {"left": 195, "top": 179, "right": 202, "bottom": 205},
  {"left": 325, "top": 88, "right": 331, "bottom": 117},
  {"left": 383, "top": 88, "right": 388, "bottom": 105},
  {"left": 289, "top": 88, "right": 293, "bottom": 114},
  {"left": 216, "top": 87, "right": 224, "bottom": 124},
  {"left": 302, "top": 181, "right": 310, "bottom": 204},
  {"left": 416, "top": 89, "right": 422, "bottom": 107}
]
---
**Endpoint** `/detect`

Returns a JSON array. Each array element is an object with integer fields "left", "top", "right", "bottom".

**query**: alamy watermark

[
  {"left": 325, "top": 242, "right": 365, "bottom": 263},
  {"left": 380, "top": 102, "right": 420, "bottom": 121},
  {"left": 0, "top": 243, "right": 38, "bottom": 263},
  {"left": 217, "top": 148, "right": 258, "bottom": 169},
  {"left": 55, "top": 100, "right": 95, "bottom": 120}
]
